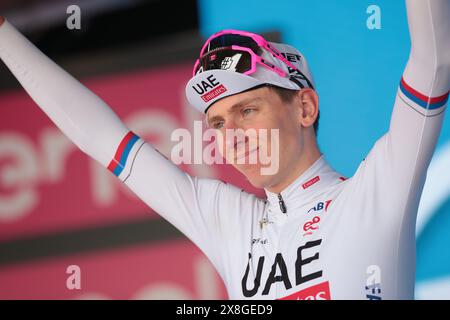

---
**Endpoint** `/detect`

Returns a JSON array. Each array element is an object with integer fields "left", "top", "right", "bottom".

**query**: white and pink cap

[{"left": 185, "top": 41, "right": 316, "bottom": 114}]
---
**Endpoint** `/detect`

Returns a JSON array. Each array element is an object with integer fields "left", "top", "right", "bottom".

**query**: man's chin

[
  {"left": 238, "top": 165, "right": 275, "bottom": 189},
  {"left": 247, "top": 178, "right": 269, "bottom": 189}
]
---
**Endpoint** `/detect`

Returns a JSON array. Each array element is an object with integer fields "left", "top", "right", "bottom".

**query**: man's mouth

[{"left": 234, "top": 146, "right": 260, "bottom": 162}]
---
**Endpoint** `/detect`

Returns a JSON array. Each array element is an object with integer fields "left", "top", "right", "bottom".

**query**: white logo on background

[
  {"left": 366, "top": 5, "right": 381, "bottom": 30},
  {"left": 66, "top": 265, "right": 81, "bottom": 290},
  {"left": 365, "top": 265, "right": 381, "bottom": 300},
  {"left": 66, "top": 5, "right": 81, "bottom": 30},
  {"left": 171, "top": 121, "right": 280, "bottom": 175}
]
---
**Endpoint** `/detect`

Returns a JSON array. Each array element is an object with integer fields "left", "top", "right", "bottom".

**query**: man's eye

[
  {"left": 212, "top": 121, "right": 224, "bottom": 129},
  {"left": 242, "top": 107, "right": 255, "bottom": 116}
]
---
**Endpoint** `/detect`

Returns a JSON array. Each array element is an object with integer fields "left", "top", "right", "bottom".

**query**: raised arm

[
  {"left": 388, "top": 0, "right": 449, "bottom": 186},
  {"left": 0, "top": 18, "right": 129, "bottom": 168},
  {"left": 344, "top": 1, "right": 449, "bottom": 298},
  {"left": 355, "top": 0, "right": 449, "bottom": 201},
  {"left": 0, "top": 18, "right": 256, "bottom": 271},
  {"left": 403, "top": 0, "right": 450, "bottom": 92}
]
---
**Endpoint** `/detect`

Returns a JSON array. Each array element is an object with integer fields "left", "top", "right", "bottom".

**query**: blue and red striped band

[
  {"left": 399, "top": 77, "right": 449, "bottom": 110},
  {"left": 107, "top": 131, "right": 140, "bottom": 177}
]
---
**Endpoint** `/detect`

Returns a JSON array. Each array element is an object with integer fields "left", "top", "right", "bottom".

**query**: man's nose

[{"left": 222, "top": 117, "right": 238, "bottom": 131}]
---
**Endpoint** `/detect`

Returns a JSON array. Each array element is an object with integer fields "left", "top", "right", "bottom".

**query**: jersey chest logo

[
  {"left": 241, "top": 239, "right": 324, "bottom": 298},
  {"left": 303, "top": 199, "right": 332, "bottom": 237}
]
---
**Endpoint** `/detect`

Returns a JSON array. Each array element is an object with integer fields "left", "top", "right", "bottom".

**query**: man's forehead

[{"left": 206, "top": 87, "right": 270, "bottom": 118}]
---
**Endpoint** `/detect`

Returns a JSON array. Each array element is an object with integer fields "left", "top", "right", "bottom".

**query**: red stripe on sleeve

[
  {"left": 107, "top": 131, "right": 134, "bottom": 172},
  {"left": 401, "top": 77, "right": 449, "bottom": 104}
]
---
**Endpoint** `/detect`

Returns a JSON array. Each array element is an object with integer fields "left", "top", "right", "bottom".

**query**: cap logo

[
  {"left": 192, "top": 74, "right": 220, "bottom": 95},
  {"left": 282, "top": 52, "right": 301, "bottom": 63},
  {"left": 201, "top": 84, "right": 227, "bottom": 102}
]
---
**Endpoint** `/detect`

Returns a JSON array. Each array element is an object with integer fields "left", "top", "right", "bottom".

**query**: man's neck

[{"left": 266, "top": 145, "right": 322, "bottom": 194}]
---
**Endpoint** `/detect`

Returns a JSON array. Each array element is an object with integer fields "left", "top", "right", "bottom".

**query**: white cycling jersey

[{"left": 0, "top": 0, "right": 449, "bottom": 300}]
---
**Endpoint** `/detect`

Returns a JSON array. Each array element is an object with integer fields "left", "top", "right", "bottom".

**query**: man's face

[{"left": 206, "top": 86, "right": 307, "bottom": 189}]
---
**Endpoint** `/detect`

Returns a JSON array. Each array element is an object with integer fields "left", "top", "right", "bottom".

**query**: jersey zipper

[
  {"left": 277, "top": 193, "right": 287, "bottom": 214},
  {"left": 274, "top": 193, "right": 288, "bottom": 299}
]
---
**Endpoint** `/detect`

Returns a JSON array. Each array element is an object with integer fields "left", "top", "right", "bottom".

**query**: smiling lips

[{"left": 235, "top": 146, "right": 260, "bottom": 162}]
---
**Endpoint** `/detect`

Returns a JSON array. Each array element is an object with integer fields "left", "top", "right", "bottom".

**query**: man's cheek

[
  {"left": 257, "top": 128, "right": 280, "bottom": 176},
  {"left": 215, "top": 133, "right": 234, "bottom": 163},
  {"left": 215, "top": 134, "right": 226, "bottom": 159}
]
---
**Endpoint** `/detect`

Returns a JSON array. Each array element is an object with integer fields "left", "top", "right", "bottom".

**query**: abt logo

[
  {"left": 303, "top": 199, "right": 332, "bottom": 236},
  {"left": 280, "top": 281, "right": 331, "bottom": 300},
  {"left": 307, "top": 200, "right": 332, "bottom": 214}
]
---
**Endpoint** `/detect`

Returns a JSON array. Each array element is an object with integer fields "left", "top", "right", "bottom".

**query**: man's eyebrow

[
  {"left": 207, "top": 97, "right": 264, "bottom": 124},
  {"left": 228, "top": 97, "right": 263, "bottom": 113}
]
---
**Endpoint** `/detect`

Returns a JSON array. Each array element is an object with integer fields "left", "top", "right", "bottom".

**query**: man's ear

[{"left": 297, "top": 88, "right": 319, "bottom": 129}]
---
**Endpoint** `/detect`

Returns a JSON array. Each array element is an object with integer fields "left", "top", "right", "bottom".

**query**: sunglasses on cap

[
  {"left": 193, "top": 45, "right": 288, "bottom": 78},
  {"left": 192, "top": 30, "right": 314, "bottom": 89}
]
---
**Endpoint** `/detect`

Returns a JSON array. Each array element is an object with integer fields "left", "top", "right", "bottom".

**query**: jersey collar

[{"left": 264, "top": 155, "right": 342, "bottom": 216}]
